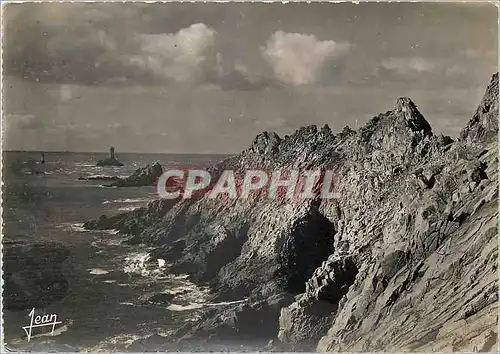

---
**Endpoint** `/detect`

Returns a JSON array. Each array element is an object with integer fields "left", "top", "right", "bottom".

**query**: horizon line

[{"left": 2, "top": 149, "right": 235, "bottom": 156}]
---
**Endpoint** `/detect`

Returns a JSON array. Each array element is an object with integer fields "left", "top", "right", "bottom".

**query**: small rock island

[
  {"left": 109, "top": 161, "right": 163, "bottom": 187},
  {"left": 96, "top": 146, "right": 124, "bottom": 167}
]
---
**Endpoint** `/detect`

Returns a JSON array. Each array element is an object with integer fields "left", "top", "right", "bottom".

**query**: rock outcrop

[
  {"left": 109, "top": 161, "right": 163, "bottom": 187},
  {"left": 80, "top": 162, "right": 163, "bottom": 187},
  {"left": 83, "top": 198, "right": 177, "bottom": 244},
  {"left": 96, "top": 146, "right": 124, "bottom": 167},
  {"left": 460, "top": 73, "right": 499, "bottom": 143},
  {"left": 93, "top": 73, "right": 498, "bottom": 352},
  {"left": 3, "top": 240, "right": 70, "bottom": 311}
]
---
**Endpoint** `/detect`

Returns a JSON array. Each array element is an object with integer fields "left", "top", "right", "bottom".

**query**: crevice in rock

[
  {"left": 200, "top": 224, "right": 250, "bottom": 282},
  {"left": 276, "top": 208, "right": 335, "bottom": 294}
]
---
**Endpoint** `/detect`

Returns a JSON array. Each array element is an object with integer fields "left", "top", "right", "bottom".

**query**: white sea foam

[
  {"left": 118, "top": 206, "right": 141, "bottom": 212},
  {"left": 166, "top": 303, "right": 205, "bottom": 311},
  {"left": 102, "top": 198, "right": 150, "bottom": 205},
  {"left": 166, "top": 299, "right": 247, "bottom": 312},
  {"left": 88, "top": 268, "right": 110, "bottom": 275},
  {"left": 73, "top": 163, "right": 96, "bottom": 167},
  {"left": 123, "top": 252, "right": 151, "bottom": 276},
  {"left": 157, "top": 259, "right": 166, "bottom": 268},
  {"left": 70, "top": 223, "right": 88, "bottom": 232},
  {"left": 92, "top": 332, "right": 149, "bottom": 351}
]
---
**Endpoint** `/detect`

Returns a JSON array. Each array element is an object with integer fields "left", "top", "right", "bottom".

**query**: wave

[
  {"left": 118, "top": 206, "right": 141, "bottom": 212},
  {"left": 123, "top": 252, "right": 152, "bottom": 276},
  {"left": 73, "top": 163, "right": 96, "bottom": 167},
  {"left": 102, "top": 198, "right": 150, "bottom": 205},
  {"left": 65, "top": 223, "right": 89, "bottom": 232},
  {"left": 166, "top": 303, "right": 204, "bottom": 311},
  {"left": 91, "top": 332, "right": 150, "bottom": 351},
  {"left": 88, "top": 268, "right": 110, "bottom": 275},
  {"left": 166, "top": 299, "right": 246, "bottom": 312}
]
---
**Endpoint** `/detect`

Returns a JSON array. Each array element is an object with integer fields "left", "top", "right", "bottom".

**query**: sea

[{"left": 2, "top": 151, "right": 234, "bottom": 352}]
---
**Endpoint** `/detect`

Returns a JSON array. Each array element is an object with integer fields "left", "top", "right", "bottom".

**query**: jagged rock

[
  {"left": 170, "top": 293, "right": 295, "bottom": 351},
  {"left": 83, "top": 198, "right": 177, "bottom": 242},
  {"left": 3, "top": 240, "right": 70, "bottom": 310},
  {"left": 305, "top": 253, "right": 358, "bottom": 302},
  {"left": 144, "top": 293, "right": 175, "bottom": 305},
  {"left": 120, "top": 73, "right": 497, "bottom": 351},
  {"left": 278, "top": 295, "right": 337, "bottom": 350},
  {"left": 109, "top": 161, "right": 163, "bottom": 187},
  {"left": 460, "top": 73, "right": 498, "bottom": 143},
  {"left": 251, "top": 131, "right": 282, "bottom": 155}
]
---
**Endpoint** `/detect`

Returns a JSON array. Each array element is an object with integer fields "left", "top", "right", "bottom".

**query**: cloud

[
  {"left": 3, "top": 4, "right": 225, "bottom": 86},
  {"left": 127, "top": 23, "right": 220, "bottom": 84},
  {"left": 5, "top": 114, "right": 45, "bottom": 130},
  {"left": 379, "top": 57, "right": 436, "bottom": 74},
  {"left": 374, "top": 53, "right": 494, "bottom": 89},
  {"left": 261, "top": 31, "right": 350, "bottom": 86}
]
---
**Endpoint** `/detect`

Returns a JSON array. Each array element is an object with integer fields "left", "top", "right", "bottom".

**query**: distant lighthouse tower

[{"left": 110, "top": 146, "right": 116, "bottom": 160}]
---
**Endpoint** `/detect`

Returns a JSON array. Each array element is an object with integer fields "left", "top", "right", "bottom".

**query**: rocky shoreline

[{"left": 84, "top": 73, "right": 499, "bottom": 351}]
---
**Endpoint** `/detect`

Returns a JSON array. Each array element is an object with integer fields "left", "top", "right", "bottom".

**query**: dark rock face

[
  {"left": 3, "top": 241, "right": 70, "bottom": 311},
  {"left": 460, "top": 73, "right": 498, "bottom": 143},
  {"left": 119, "top": 73, "right": 498, "bottom": 351},
  {"left": 109, "top": 162, "right": 163, "bottom": 187},
  {"left": 167, "top": 292, "right": 296, "bottom": 352},
  {"left": 83, "top": 198, "right": 178, "bottom": 243},
  {"left": 278, "top": 295, "right": 337, "bottom": 349}
]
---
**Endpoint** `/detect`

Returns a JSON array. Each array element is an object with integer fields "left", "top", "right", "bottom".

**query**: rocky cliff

[{"left": 87, "top": 73, "right": 498, "bottom": 352}]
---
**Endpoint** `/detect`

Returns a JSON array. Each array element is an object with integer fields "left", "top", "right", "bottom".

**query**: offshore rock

[
  {"left": 109, "top": 161, "right": 163, "bottom": 187},
  {"left": 96, "top": 146, "right": 124, "bottom": 167}
]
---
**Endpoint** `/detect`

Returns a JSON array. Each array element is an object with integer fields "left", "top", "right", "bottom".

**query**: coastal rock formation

[
  {"left": 3, "top": 240, "right": 70, "bottom": 311},
  {"left": 96, "top": 146, "right": 124, "bottom": 167},
  {"left": 109, "top": 161, "right": 163, "bottom": 187},
  {"left": 80, "top": 162, "right": 163, "bottom": 187},
  {"left": 460, "top": 73, "right": 498, "bottom": 143},
  {"left": 83, "top": 198, "right": 177, "bottom": 243},
  {"left": 91, "top": 73, "right": 498, "bottom": 351}
]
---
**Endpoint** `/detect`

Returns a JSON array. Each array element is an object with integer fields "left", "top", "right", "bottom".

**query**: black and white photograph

[{"left": 1, "top": 1, "right": 498, "bottom": 352}]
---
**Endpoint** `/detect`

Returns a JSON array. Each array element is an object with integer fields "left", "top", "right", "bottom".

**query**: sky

[{"left": 2, "top": 2, "right": 498, "bottom": 153}]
